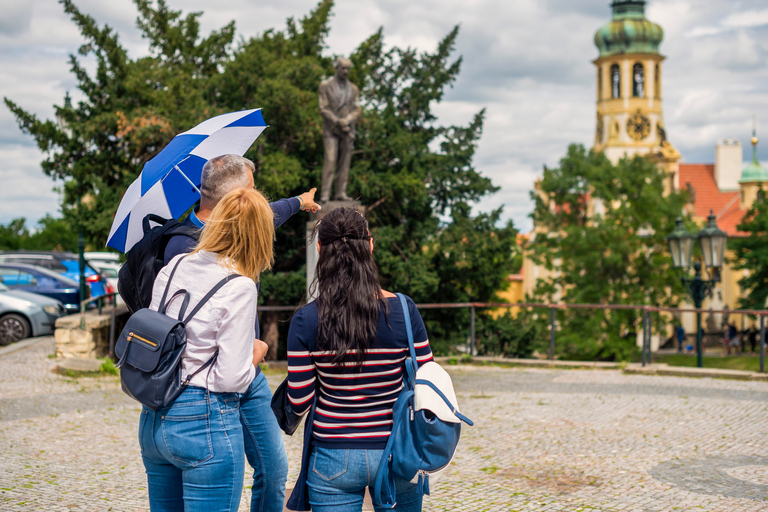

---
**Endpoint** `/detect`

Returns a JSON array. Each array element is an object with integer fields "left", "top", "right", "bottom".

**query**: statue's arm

[
  {"left": 318, "top": 83, "right": 339, "bottom": 125},
  {"left": 344, "top": 85, "right": 362, "bottom": 124}
]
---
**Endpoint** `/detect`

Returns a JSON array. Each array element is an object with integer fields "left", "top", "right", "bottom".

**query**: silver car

[{"left": 0, "top": 282, "right": 65, "bottom": 345}]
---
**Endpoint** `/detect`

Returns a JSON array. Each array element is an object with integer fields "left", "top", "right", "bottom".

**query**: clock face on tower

[{"left": 626, "top": 112, "right": 651, "bottom": 141}]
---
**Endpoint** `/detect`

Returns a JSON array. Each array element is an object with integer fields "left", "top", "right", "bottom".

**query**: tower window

[
  {"left": 632, "top": 63, "right": 645, "bottom": 98},
  {"left": 655, "top": 64, "right": 661, "bottom": 98},
  {"left": 611, "top": 64, "right": 620, "bottom": 99}
]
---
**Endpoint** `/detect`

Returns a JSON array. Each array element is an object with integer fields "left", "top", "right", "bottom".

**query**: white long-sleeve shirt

[{"left": 149, "top": 251, "right": 257, "bottom": 393}]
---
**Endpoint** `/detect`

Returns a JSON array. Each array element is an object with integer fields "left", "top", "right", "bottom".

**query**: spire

[
  {"left": 752, "top": 115, "right": 759, "bottom": 165},
  {"left": 740, "top": 116, "right": 768, "bottom": 184}
]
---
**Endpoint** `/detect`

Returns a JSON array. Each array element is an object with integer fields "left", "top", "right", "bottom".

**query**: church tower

[{"left": 593, "top": 0, "right": 680, "bottom": 176}]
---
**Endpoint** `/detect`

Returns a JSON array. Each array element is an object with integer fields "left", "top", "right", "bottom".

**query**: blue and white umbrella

[{"left": 106, "top": 108, "right": 267, "bottom": 253}]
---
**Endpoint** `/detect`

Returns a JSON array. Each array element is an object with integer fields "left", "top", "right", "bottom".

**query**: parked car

[
  {"left": 0, "top": 251, "right": 111, "bottom": 298},
  {"left": 89, "top": 261, "right": 123, "bottom": 306},
  {"left": 0, "top": 282, "right": 66, "bottom": 345},
  {"left": 0, "top": 263, "right": 85, "bottom": 314},
  {"left": 84, "top": 251, "right": 121, "bottom": 266}
]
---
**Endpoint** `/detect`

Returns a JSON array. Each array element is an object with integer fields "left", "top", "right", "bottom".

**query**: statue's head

[{"left": 335, "top": 58, "right": 352, "bottom": 81}]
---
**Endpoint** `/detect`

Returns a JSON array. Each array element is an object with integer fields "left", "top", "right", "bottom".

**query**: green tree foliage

[
  {"left": 529, "top": 144, "right": 688, "bottom": 360},
  {"left": 0, "top": 216, "right": 79, "bottom": 252},
  {"left": 732, "top": 200, "right": 768, "bottom": 310},
  {"left": 5, "top": 0, "right": 518, "bottom": 354}
]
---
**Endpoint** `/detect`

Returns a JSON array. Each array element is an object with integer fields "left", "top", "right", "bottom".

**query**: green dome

[
  {"left": 740, "top": 134, "right": 768, "bottom": 183},
  {"left": 594, "top": 1, "right": 664, "bottom": 58}
]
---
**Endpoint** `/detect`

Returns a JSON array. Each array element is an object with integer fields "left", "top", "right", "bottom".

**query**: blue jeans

[
  {"left": 138, "top": 387, "right": 244, "bottom": 512},
  {"left": 307, "top": 447, "right": 422, "bottom": 512},
  {"left": 239, "top": 372, "right": 289, "bottom": 512}
]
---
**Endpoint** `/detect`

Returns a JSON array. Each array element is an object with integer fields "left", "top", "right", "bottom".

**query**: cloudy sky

[{"left": 1, "top": 0, "right": 767, "bottom": 233}]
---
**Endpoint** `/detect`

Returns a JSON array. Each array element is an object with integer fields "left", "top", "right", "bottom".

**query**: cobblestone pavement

[{"left": 3, "top": 337, "right": 768, "bottom": 511}]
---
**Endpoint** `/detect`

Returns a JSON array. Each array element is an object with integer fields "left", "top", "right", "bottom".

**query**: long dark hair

[{"left": 309, "top": 207, "right": 387, "bottom": 365}]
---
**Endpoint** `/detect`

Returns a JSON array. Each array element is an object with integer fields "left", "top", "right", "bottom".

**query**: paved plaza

[{"left": 2, "top": 337, "right": 768, "bottom": 511}]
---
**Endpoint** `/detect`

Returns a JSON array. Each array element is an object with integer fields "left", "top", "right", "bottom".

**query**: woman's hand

[{"left": 253, "top": 338, "right": 269, "bottom": 367}]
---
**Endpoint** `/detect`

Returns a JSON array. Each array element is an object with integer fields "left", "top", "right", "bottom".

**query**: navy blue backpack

[{"left": 373, "top": 294, "right": 474, "bottom": 508}]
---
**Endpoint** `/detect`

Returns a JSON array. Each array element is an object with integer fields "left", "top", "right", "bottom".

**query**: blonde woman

[{"left": 138, "top": 188, "right": 274, "bottom": 512}]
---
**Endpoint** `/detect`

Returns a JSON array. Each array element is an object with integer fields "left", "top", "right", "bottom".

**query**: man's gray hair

[{"left": 200, "top": 155, "right": 254, "bottom": 205}]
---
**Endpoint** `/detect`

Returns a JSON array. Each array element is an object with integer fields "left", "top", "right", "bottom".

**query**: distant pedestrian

[
  {"left": 727, "top": 322, "right": 739, "bottom": 355},
  {"left": 744, "top": 325, "right": 758, "bottom": 353},
  {"left": 675, "top": 325, "right": 686, "bottom": 353}
]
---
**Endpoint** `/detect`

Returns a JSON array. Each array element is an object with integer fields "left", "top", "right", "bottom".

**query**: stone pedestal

[{"left": 306, "top": 200, "right": 362, "bottom": 300}]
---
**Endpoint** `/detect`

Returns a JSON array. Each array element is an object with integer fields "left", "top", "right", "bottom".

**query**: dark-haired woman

[{"left": 286, "top": 207, "right": 433, "bottom": 512}]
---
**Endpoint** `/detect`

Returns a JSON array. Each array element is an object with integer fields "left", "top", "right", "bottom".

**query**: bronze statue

[{"left": 318, "top": 58, "right": 361, "bottom": 202}]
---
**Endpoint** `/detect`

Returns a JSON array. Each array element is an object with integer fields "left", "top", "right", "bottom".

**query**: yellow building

[{"left": 519, "top": 0, "right": 768, "bottom": 345}]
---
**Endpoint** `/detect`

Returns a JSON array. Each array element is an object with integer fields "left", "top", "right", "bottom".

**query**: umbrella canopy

[{"left": 106, "top": 109, "right": 266, "bottom": 253}]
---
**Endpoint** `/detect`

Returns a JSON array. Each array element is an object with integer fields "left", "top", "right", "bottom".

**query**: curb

[
  {"left": 623, "top": 363, "right": 768, "bottom": 381},
  {"left": 434, "top": 356, "right": 622, "bottom": 369},
  {"left": 0, "top": 335, "right": 53, "bottom": 359}
]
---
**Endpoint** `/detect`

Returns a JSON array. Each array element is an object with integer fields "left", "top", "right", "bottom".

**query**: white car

[
  {"left": 84, "top": 252, "right": 121, "bottom": 266},
  {"left": 89, "top": 261, "right": 123, "bottom": 306}
]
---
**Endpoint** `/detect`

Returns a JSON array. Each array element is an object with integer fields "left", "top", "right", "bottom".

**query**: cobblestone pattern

[{"left": 3, "top": 339, "right": 768, "bottom": 511}]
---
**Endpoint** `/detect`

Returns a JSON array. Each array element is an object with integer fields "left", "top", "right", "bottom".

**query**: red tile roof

[{"left": 678, "top": 164, "right": 746, "bottom": 237}]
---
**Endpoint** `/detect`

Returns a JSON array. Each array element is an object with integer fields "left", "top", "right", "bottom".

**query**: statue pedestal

[{"left": 306, "top": 200, "right": 363, "bottom": 301}]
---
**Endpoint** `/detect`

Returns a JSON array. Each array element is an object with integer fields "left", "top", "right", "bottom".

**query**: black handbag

[
  {"left": 115, "top": 256, "right": 243, "bottom": 410},
  {"left": 270, "top": 377, "right": 306, "bottom": 436}
]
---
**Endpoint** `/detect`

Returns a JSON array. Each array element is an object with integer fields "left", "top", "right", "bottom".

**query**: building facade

[{"left": 510, "top": 0, "right": 768, "bottom": 345}]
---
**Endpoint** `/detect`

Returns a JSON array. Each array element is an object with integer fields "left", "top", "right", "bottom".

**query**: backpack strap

[
  {"left": 396, "top": 293, "right": 418, "bottom": 388},
  {"left": 142, "top": 213, "right": 169, "bottom": 233},
  {"left": 413, "top": 379, "right": 474, "bottom": 426},
  {"left": 158, "top": 255, "right": 187, "bottom": 311},
  {"left": 182, "top": 274, "right": 245, "bottom": 324}
]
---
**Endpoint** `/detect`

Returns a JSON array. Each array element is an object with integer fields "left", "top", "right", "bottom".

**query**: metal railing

[{"left": 259, "top": 301, "right": 768, "bottom": 373}]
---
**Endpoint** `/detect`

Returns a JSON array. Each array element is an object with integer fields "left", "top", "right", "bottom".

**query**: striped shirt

[{"left": 286, "top": 295, "right": 433, "bottom": 449}]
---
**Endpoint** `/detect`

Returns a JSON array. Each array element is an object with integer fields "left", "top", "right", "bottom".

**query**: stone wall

[{"left": 54, "top": 307, "right": 130, "bottom": 359}]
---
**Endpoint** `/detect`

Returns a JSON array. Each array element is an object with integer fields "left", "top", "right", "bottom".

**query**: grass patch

[
  {"left": 100, "top": 358, "right": 118, "bottom": 375},
  {"left": 653, "top": 353, "right": 762, "bottom": 372}
]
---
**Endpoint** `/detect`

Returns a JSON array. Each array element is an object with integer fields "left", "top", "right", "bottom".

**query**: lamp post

[{"left": 665, "top": 211, "right": 728, "bottom": 368}]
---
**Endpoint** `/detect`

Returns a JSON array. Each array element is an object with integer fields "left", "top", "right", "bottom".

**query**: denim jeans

[
  {"left": 239, "top": 371, "right": 289, "bottom": 512},
  {"left": 138, "top": 386, "right": 244, "bottom": 512},
  {"left": 307, "top": 446, "right": 422, "bottom": 512}
]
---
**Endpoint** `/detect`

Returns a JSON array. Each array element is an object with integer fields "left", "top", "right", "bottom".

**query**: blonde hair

[{"left": 192, "top": 188, "right": 274, "bottom": 281}]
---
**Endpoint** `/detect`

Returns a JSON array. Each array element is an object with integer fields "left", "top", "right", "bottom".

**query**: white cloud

[
  {"left": 722, "top": 9, "right": 768, "bottom": 28},
  {"left": 0, "top": 0, "right": 766, "bottom": 236}
]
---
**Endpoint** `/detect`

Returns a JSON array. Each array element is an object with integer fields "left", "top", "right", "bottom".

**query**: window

[
  {"left": 0, "top": 269, "right": 36, "bottom": 287},
  {"left": 632, "top": 63, "right": 645, "bottom": 97},
  {"left": 611, "top": 64, "right": 621, "bottom": 99},
  {"left": 758, "top": 189, "right": 765, "bottom": 203},
  {"left": 37, "top": 275, "right": 59, "bottom": 288},
  {"left": 16, "top": 271, "right": 37, "bottom": 286},
  {"left": 655, "top": 64, "right": 660, "bottom": 98}
]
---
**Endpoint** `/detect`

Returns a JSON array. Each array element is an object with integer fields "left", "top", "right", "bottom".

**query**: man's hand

[
  {"left": 298, "top": 188, "right": 321, "bottom": 212},
  {"left": 338, "top": 118, "right": 351, "bottom": 133},
  {"left": 253, "top": 338, "right": 269, "bottom": 367}
]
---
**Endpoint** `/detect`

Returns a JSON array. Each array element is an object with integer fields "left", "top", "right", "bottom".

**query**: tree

[
  {"left": 0, "top": 216, "right": 79, "bottom": 252},
  {"left": 528, "top": 144, "right": 688, "bottom": 360},
  {"left": 5, "top": 0, "right": 519, "bottom": 355},
  {"left": 732, "top": 200, "right": 768, "bottom": 310}
]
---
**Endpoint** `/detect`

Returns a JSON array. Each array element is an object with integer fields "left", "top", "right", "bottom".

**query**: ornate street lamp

[
  {"left": 666, "top": 211, "right": 727, "bottom": 368},
  {"left": 666, "top": 218, "right": 695, "bottom": 269}
]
